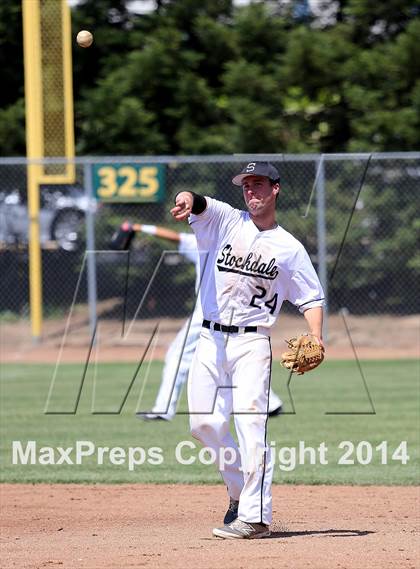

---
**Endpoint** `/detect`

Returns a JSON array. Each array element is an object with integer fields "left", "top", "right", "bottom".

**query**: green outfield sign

[{"left": 93, "top": 163, "right": 165, "bottom": 202}]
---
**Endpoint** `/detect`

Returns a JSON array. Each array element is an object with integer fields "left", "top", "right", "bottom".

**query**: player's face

[{"left": 242, "top": 176, "right": 279, "bottom": 216}]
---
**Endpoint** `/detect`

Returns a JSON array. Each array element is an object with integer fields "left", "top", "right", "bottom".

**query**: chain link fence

[{"left": 0, "top": 154, "right": 419, "bottom": 335}]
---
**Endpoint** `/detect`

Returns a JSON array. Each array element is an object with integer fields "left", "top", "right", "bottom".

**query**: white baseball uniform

[
  {"left": 150, "top": 233, "right": 283, "bottom": 419},
  {"left": 188, "top": 197, "right": 324, "bottom": 525},
  {"left": 150, "top": 233, "right": 202, "bottom": 420}
]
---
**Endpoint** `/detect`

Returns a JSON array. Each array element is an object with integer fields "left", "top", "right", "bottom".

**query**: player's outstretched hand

[{"left": 170, "top": 191, "right": 193, "bottom": 221}]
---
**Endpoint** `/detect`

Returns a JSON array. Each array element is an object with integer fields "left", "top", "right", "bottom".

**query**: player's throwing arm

[{"left": 171, "top": 192, "right": 206, "bottom": 220}]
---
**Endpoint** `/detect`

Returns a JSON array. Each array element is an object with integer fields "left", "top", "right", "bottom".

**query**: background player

[
  {"left": 171, "top": 161, "right": 325, "bottom": 539},
  {"left": 128, "top": 224, "right": 283, "bottom": 421}
]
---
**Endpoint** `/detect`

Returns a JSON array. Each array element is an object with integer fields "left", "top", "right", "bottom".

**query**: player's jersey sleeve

[
  {"left": 286, "top": 245, "right": 325, "bottom": 313},
  {"left": 188, "top": 197, "right": 242, "bottom": 321},
  {"left": 189, "top": 197, "right": 240, "bottom": 249},
  {"left": 178, "top": 233, "right": 199, "bottom": 265},
  {"left": 178, "top": 232, "right": 201, "bottom": 296}
]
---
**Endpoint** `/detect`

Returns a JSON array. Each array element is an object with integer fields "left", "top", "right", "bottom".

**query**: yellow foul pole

[
  {"left": 22, "top": 0, "right": 76, "bottom": 340},
  {"left": 22, "top": 0, "right": 43, "bottom": 341}
]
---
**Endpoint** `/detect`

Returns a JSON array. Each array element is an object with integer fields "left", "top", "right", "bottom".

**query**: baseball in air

[{"left": 76, "top": 30, "right": 93, "bottom": 48}]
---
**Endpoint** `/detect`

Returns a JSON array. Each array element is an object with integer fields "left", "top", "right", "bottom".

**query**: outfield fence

[{"left": 0, "top": 153, "right": 419, "bottom": 340}]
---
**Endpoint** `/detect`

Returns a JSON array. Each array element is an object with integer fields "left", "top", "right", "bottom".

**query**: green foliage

[
  {"left": 234, "top": 2, "right": 287, "bottom": 64},
  {"left": 0, "top": 99, "right": 26, "bottom": 156},
  {"left": 344, "top": 18, "right": 420, "bottom": 151},
  {"left": 0, "top": 3, "right": 26, "bottom": 155},
  {"left": 0, "top": 2, "right": 24, "bottom": 108},
  {"left": 343, "top": 0, "right": 420, "bottom": 42},
  {"left": 222, "top": 58, "right": 284, "bottom": 152},
  {"left": 1, "top": 0, "right": 419, "bottom": 155}
]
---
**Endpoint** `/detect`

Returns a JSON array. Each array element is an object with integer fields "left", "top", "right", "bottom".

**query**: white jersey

[
  {"left": 178, "top": 232, "right": 201, "bottom": 296},
  {"left": 178, "top": 232, "right": 199, "bottom": 267},
  {"left": 178, "top": 232, "right": 203, "bottom": 321},
  {"left": 190, "top": 197, "right": 324, "bottom": 328}
]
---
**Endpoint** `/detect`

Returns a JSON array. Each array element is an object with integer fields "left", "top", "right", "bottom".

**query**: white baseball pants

[
  {"left": 151, "top": 314, "right": 282, "bottom": 420},
  {"left": 151, "top": 315, "right": 202, "bottom": 419},
  {"left": 188, "top": 327, "right": 274, "bottom": 525}
]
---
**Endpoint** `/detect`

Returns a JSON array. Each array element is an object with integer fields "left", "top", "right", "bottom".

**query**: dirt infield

[
  {"left": 1, "top": 484, "right": 418, "bottom": 569},
  {"left": 2, "top": 312, "right": 419, "bottom": 363}
]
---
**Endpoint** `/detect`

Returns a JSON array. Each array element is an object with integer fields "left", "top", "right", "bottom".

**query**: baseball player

[
  {"left": 129, "top": 226, "right": 283, "bottom": 421},
  {"left": 171, "top": 161, "right": 325, "bottom": 539}
]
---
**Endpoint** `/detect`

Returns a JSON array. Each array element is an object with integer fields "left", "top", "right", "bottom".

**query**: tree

[
  {"left": 0, "top": 3, "right": 24, "bottom": 108},
  {"left": 344, "top": 18, "right": 420, "bottom": 151},
  {"left": 0, "top": 0, "right": 419, "bottom": 155},
  {"left": 0, "top": 99, "right": 26, "bottom": 156}
]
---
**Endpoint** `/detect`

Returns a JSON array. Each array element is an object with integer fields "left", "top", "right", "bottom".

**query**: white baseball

[{"left": 76, "top": 30, "right": 93, "bottom": 48}]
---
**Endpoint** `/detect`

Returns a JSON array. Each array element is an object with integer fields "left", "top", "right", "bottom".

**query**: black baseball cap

[{"left": 232, "top": 161, "right": 280, "bottom": 186}]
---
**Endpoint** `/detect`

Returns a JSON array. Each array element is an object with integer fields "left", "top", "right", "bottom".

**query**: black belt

[{"left": 202, "top": 319, "right": 258, "bottom": 334}]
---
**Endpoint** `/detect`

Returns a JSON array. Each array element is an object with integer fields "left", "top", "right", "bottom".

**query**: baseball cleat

[
  {"left": 268, "top": 404, "right": 283, "bottom": 417},
  {"left": 223, "top": 497, "right": 239, "bottom": 524},
  {"left": 136, "top": 413, "right": 168, "bottom": 421},
  {"left": 213, "top": 519, "right": 271, "bottom": 539}
]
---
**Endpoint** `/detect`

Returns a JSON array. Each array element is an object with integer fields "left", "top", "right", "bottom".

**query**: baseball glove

[
  {"left": 109, "top": 221, "right": 136, "bottom": 251},
  {"left": 280, "top": 334, "right": 324, "bottom": 375}
]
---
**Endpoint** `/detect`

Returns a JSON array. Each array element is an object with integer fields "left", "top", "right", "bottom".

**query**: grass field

[{"left": 1, "top": 359, "right": 418, "bottom": 485}]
